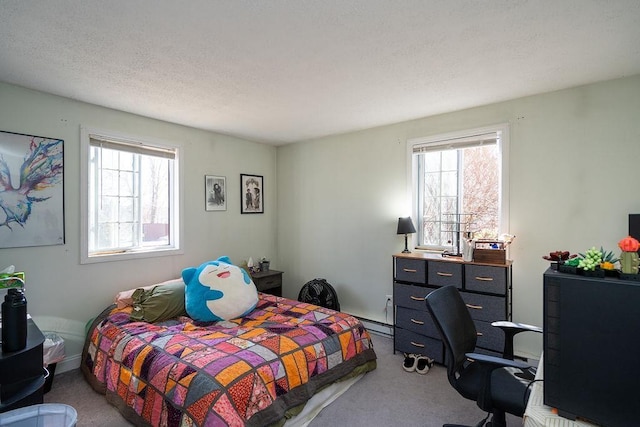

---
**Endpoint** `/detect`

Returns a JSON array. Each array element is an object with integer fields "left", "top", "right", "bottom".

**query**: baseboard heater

[{"left": 353, "top": 316, "right": 393, "bottom": 338}]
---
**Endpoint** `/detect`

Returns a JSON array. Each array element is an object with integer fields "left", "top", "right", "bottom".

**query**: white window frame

[
  {"left": 80, "top": 126, "right": 184, "bottom": 264},
  {"left": 407, "top": 123, "right": 510, "bottom": 251}
]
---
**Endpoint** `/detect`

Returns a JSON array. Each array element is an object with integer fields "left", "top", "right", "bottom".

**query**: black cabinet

[
  {"left": 0, "top": 318, "right": 45, "bottom": 412},
  {"left": 543, "top": 269, "right": 640, "bottom": 427},
  {"left": 393, "top": 253, "right": 511, "bottom": 364}
]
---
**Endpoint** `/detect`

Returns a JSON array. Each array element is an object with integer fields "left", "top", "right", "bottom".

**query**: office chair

[{"left": 425, "top": 285, "right": 540, "bottom": 427}]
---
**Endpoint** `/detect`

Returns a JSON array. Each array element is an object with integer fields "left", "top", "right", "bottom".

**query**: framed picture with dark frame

[
  {"left": 205, "top": 175, "right": 227, "bottom": 211},
  {"left": 240, "top": 173, "right": 263, "bottom": 214},
  {"left": 0, "top": 129, "right": 65, "bottom": 248}
]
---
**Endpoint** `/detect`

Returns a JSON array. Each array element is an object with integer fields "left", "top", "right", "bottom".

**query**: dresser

[
  {"left": 393, "top": 253, "right": 512, "bottom": 364},
  {"left": 250, "top": 270, "right": 283, "bottom": 296},
  {"left": 0, "top": 318, "right": 46, "bottom": 412}
]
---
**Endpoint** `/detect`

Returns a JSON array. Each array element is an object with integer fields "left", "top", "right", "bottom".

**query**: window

[
  {"left": 408, "top": 124, "right": 509, "bottom": 254},
  {"left": 80, "top": 128, "right": 183, "bottom": 263}
]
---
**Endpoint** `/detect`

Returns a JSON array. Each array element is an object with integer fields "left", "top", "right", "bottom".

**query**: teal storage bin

[{"left": 0, "top": 404, "right": 77, "bottom": 427}]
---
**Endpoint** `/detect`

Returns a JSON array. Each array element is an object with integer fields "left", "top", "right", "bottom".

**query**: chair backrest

[{"left": 425, "top": 285, "right": 478, "bottom": 386}]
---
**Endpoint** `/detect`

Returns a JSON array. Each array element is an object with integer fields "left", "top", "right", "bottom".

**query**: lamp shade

[{"left": 397, "top": 217, "right": 416, "bottom": 235}]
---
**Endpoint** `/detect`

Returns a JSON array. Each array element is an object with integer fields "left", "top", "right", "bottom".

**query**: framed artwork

[
  {"left": 240, "top": 174, "right": 263, "bottom": 214},
  {"left": 0, "top": 130, "right": 64, "bottom": 248},
  {"left": 205, "top": 175, "right": 227, "bottom": 211}
]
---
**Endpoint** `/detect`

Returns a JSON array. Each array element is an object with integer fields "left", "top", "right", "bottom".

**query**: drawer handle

[
  {"left": 410, "top": 296, "right": 424, "bottom": 301},
  {"left": 466, "top": 303, "right": 483, "bottom": 310},
  {"left": 437, "top": 272, "right": 453, "bottom": 277},
  {"left": 475, "top": 276, "right": 494, "bottom": 282},
  {"left": 403, "top": 268, "right": 417, "bottom": 273},
  {"left": 410, "top": 341, "right": 425, "bottom": 348},
  {"left": 410, "top": 318, "right": 424, "bottom": 325}
]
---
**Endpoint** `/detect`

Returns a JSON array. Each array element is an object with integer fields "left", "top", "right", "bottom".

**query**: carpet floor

[{"left": 44, "top": 333, "right": 521, "bottom": 426}]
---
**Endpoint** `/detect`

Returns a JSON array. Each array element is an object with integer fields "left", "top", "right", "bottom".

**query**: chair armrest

[
  {"left": 491, "top": 321, "right": 542, "bottom": 360},
  {"left": 465, "top": 352, "right": 532, "bottom": 413},
  {"left": 465, "top": 352, "right": 531, "bottom": 370},
  {"left": 491, "top": 321, "right": 542, "bottom": 334}
]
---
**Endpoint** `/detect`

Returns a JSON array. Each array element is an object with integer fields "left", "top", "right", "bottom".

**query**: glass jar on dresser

[{"left": 393, "top": 252, "right": 512, "bottom": 364}]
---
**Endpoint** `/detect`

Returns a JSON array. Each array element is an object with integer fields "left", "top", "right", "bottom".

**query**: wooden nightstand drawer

[
  {"left": 465, "top": 264, "right": 507, "bottom": 295},
  {"left": 395, "top": 258, "right": 427, "bottom": 284},
  {"left": 254, "top": 275, "right": 281, "bottom": 291},
  {"left": 427, "top": 261, "right": 462, "bottom": 288},
  {"left": 250, "top": 270, "right": 283, "bottom": 296}
]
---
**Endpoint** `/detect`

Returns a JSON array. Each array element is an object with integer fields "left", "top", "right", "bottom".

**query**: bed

[{"left": 81, "top": 292, "right": 377, "bottom": 427}]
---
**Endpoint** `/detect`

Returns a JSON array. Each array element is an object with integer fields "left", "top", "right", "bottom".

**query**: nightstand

[
  {"left": 0, "top": 318, "right": 46, "bottom": 412},
  {"left": 250, "top": 270, "right": 283, "bottom": 296}
]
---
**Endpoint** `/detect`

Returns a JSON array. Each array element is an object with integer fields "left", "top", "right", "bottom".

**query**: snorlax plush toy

[{"left": 182, "top": 256, "right": 258, "bottom": 322}]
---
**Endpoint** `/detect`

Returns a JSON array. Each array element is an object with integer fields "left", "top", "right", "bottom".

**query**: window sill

[
  {"left": 81, "top": 247, "right": 183, "bottom": 264},
  {"left": 414, "top": 248, "right": 447, "bottom": 255}
]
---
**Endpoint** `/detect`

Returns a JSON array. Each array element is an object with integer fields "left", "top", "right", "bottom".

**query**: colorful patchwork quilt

[{"left": 82, "top": 293, "right": 377, "bottom": 427}]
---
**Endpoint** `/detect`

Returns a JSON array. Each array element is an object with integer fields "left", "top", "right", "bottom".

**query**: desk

[{"left": 523, "top": 355, "right": 596, "bottom": 427}]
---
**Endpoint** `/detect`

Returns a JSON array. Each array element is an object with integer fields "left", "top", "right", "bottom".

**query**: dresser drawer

[
  {"left": 474, "top": 319, "right": 505, "bottom": 353},
  {"left": 427, "top": 261, "right": 463, "bottom": 288},
  {"left": 465, "top": 265, "right": 507, "bottom": 295},
  {"left": 394, "top": 283, "right": 430, "bottom": 310},
  {"left": 395, "top": 258, "right": 427, "bottom": 284},
  {"left": 396, "top": 307, "right": 439, "bottom": 339},
  {"left": 461, "top": 292, "right": 506, "bottom": 322},
  {"left": 394, "top": 328, "right": 444, "bottom": 364}
]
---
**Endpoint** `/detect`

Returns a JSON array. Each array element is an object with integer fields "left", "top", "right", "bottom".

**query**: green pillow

[{"left": 130, "top": 280, "right": 186, "bottom": 323}]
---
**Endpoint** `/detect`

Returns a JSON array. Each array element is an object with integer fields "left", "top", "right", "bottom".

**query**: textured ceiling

[{"left": 1, "top": 1, "right": 639, "bottom": 145}]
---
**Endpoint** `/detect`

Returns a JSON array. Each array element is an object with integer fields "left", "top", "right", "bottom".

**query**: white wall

[
  {"left": 3, "top": 75, "right": 639, "bottom": 367},
  {"left": 0, "top": 82, "right": 278, "bottom": 370},
  {"left": 277, "top": 74, "right": 640, "bottom": 359}
]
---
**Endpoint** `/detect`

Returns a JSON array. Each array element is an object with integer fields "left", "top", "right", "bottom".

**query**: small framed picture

[
  {"left": 240, "top": 174, "right": 263, "bottom": 214},
  {"left": 205, "top": 175, "right": 226, "bottom": 211}
]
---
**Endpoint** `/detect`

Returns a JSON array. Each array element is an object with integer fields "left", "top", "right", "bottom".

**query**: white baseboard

[
  {"left": 54, "top": 353, "right": 81, "bottom": 374},
  {"left": 356, "top": 317, "right": 393, "bottom": 338}
]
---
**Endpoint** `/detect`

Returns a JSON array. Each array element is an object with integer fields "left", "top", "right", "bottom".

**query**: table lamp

[{"left": 397, "top": 217, "right": 417, "bottom": 253}]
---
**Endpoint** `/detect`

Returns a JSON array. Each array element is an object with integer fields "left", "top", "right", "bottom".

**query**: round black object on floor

[{"left": 297, "top": 278, "right": 340, "bottom": 311}]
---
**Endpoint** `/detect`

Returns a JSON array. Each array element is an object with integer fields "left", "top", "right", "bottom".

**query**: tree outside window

[{"left": 411, "top": 126, "right": 507, "bottom": 254}]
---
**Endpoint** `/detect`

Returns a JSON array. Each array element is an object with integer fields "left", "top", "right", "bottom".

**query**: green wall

[
  {"left": 277, "top": 74, "right": 640, "bottom": 358},
  {"left": 2, "top": 74, "right": 638, "bottom": 365},
  {"left": 0, "top": 82, "right": 277, "bottom": 369}
]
